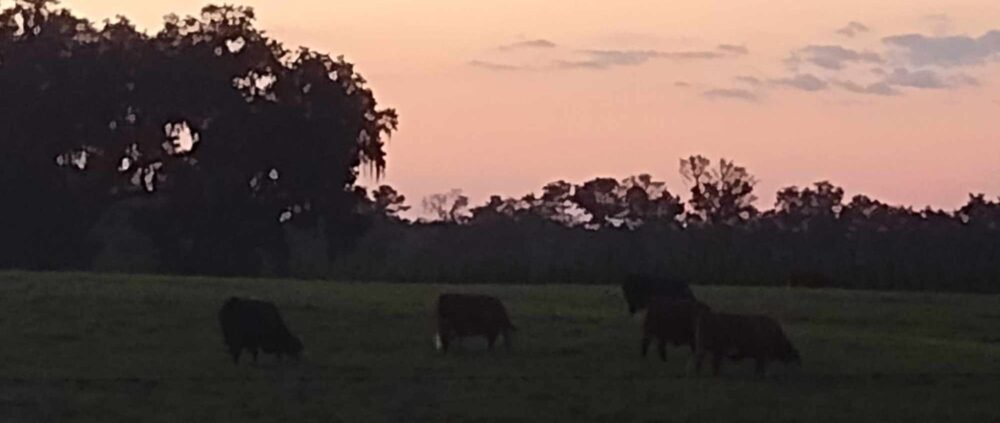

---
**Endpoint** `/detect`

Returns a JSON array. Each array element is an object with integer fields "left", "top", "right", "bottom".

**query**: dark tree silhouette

[
  {"left": 572, "top": 177, "right": 623, "bottom": 228},
  {"left": 567, "top": 174, "right": 683, "bottom": 229},
  {"left": 423, "top": 189, "right": 470, "bottom": 223},
  {"left": 469, "top": 195, "right": 527, "bottom": 223},
  {"left": 680, "top": 156, "right": 758, "bottom": 225},
  {"left": 618, "top": 174, "right": 684, "bottom": 228},
  {"left": 0, "top": 2, "right": 397, "bottom": 274},
  {"left": 362, "top": 185, "right": 411, "bottom": 220},
  {"left": 775, "top": 181, "right": 844, "bottom": 232}
]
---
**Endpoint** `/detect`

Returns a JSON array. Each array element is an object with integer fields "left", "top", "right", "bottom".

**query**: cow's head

[
  {"left": 778, "top": 340, "right": 801, "bottom": 367},
  {"left": 621, "top": 275, "right": 650, "bottom": 314},
  {"left": 286, "top": 335, "right": 305, "bottom": 360}
]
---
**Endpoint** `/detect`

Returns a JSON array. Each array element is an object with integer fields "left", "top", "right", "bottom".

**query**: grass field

[{"left": 1, "top": 271, "right": 998, "bottom": 422}]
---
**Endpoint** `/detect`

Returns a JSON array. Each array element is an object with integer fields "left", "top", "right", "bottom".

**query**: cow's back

[
  {"left": 437, "top": 293, "right": 513, "bottom": 335},
  {"left": 249, "top": 300, "right": 294, "bottom": 352},
  {"left": 696, "top": 312, "right": 755, "bottom": 352},
  {"left": 622, "top": 274, "right": 695, "bottom": 314},
  {"left": 644, "top": 299, "right": 710, "bottom": 345},
  {"left": 219, "top": 297, "right": 299, "bottom": 353},
  {"left": 698, "top": 312, "right": 793, "bottom": 357}
]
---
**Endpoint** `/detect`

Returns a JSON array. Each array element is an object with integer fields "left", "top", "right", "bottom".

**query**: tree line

[{"left": 332, "top": 157, "right": 1000, "bottom": 293}]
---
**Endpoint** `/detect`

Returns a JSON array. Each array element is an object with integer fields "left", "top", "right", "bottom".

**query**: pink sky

[{"left": 52, "top": 0, "right": 1000, "bottom": 213}]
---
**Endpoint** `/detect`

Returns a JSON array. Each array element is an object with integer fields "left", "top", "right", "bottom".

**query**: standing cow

[
  {"left": 641, "top": 298, "right": 712, "bottom": 361},
  {"left": 435, "top": 293, "right": 516, "bottom": 353},
  {"left": 218, "top": 297, "right": 304, "bottom": 364},
  {"left": 692, "top": 312, "right": 800, "bottom": 376},
  {"left": 622, "top": 273, "right": 696, "bottom": 315}
]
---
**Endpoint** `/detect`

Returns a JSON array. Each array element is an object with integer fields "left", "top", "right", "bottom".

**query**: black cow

[
  {"left": 641, "top": 298, "right": 712, "bottom": 361},
  {"left": 435, "top": 293, "right": 515, "bottom": 353},
  {"left": 622, "top": 273, "right": 696, "bottom": 315},
  {"left": 218, "top": 297, "right": 304, "bottom": 364},
  {"left": 693, "top": 312, "right": 800, "bottom": 376}
]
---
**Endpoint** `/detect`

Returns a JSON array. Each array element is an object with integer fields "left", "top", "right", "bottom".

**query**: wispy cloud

[
  {"left": 836, "top": 21, "right": 870, "bottom": 38},
  {"left": 558, "top": 44, "right": 747, "bottom": 70},
  {"left": 702, "top": 21, "right": 995, "bottom": 99},
  {"left": 570, "top": 49, "right": 682, "bottom": 68},
  {"left": 472, "top": 40, "right": 748, "bottom": 72},
  {"left": 883, "top": 67, "right": 948, "bottom": 88},
  {"left": 950, "top": 73, "right": 980, "bottom": 87},
  {"left": 883, "top": 31, "right": 1000, "bottom": 67},
  {"left": 674, "top": 81, "right": 693, "bottom": 88},
  {"left": 468, "top": 60, "right": 526, "bottom": 71},
  {"left": 734, "top": 75, "right": 762, "bottom": 86},
  {"left": 792, "top": 45, "right": 883, "bottom": 70},
  {"left": 884, "top": 67, "right": 980, "bottom": 89},
  {"left": 770, "top": 73, "right": 828, "bottom": 91},
  {"left": 717, "top": 44, "right": 749, "bottom": 55},
  {"left": 497, "top": 39, "right": 558, "bottom": 51},
  {"left": 702, "top": 88, "right": 759, "bottom": 102},
  {"left": 833, "top": 80, "right": 900, "bottom": 96},
  {"left": 764, "top": 66, "right": 975, "bottom": 97}
]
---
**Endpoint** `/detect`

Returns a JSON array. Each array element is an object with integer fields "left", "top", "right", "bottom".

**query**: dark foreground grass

[{"left": 0, "top": 271, "right": 998, "bottom": 422}]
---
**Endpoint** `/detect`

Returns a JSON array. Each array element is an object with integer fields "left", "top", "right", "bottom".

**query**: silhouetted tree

[
  {"left": 680, "top": 156, "right": 758, "bottom": 225},
  {"left": 0, "top": 2, "right": 397, "bottom": 274},
  {"left": 533, "top": 180, "right": 576, "bottom": 225},
  {"left": 423, "top": 189, "right": 470, "bottom": 223},
  {"left": 359, "top": 185, "right": 410, "bottom": 221},
  {"left": 619, "top": 174, "right": 685, "bottom": 228},
  {"left": 958, "top": 194, "right": 1000, "bottom": 229},
  {"left": 774, "top": 181, "right": 844, "bottom": 232},
  {"left": 568, "top": 174, "right": 683, "bottom": 229},
  {"left": 572, "top": 177, "right": 624, "bottom": 228}
]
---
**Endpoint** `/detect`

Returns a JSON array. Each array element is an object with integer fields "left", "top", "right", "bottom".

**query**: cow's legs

[
  {"left": 641, "top": 335, "right": 652, "bottom": 357},
  {"left": 229, "top": 346, "right": 241, "bottom": 364},
  {"left": 711, "top": 353, "right": 723, "bottom": 376},
  {"left": 693, "top": 350, "right": 705, "bottom": 375},
  {"left": 487, "top": 333, "right": 498, "bottom": 350},
  {"left": 503, "top": 330, "right": 513, "bottom": 350},
  {"left": 251, "top": 348, "right": 259, "bottom": 363},
  {"left": 440, "top": 333, "right": 452, "bottom": 353},
  {"left": 437, "top": 321, "right": 453, "bottom": 353},
  {"left": 754, "top": 357, "right": 767, "bottom": 377},
  {"left": 657, "top": 339, "right": 667, "bottom": 362}
]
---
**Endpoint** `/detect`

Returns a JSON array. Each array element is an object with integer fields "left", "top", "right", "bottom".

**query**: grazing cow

[
  {"left": 218, "top": 297, "right": 304, "bottom": 364},
  {"left": 693, "top": 312, "right": 800, "bottom": 376},
  {"left": 641, "top": 298, "right": 712, "bottom": 361},
  {"left": 622, "top": 273, "right": 696, "bottom": 315},
  {"left": 435, "top": 293, "right": 515, "bottom": 353}
]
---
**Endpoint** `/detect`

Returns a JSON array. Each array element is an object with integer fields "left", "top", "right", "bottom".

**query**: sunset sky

[{"left": 53, "top": 0, "right": 1000, "bottom": 213}]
